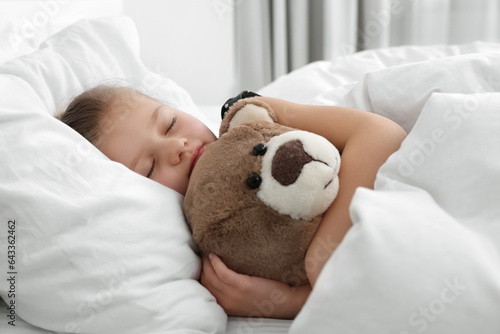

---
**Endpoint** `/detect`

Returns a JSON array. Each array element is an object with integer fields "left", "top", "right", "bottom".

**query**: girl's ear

[{"left": 219, "top": 97, "right": 278, "bottom": 136}]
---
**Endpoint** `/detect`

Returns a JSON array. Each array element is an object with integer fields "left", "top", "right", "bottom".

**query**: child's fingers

[
  {"left": 208, "top": 253, "right": 243, "bottom": 287},
  {"left": 201, "top": 256, "right": 224, "bottom": 294},
  {"left": 201, "top": 255, "right": 219, "bottom": 284}
]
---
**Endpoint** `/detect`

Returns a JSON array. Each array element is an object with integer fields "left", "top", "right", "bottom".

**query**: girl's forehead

[
  {"left": 115, "top": 89, "right": 154, "bottom": 106},
  {"left": 99, "top": 95, "right": 154, "bottom": 139},
  {"left": 108, "top": 93, "right": 157, "bottom": 117}
]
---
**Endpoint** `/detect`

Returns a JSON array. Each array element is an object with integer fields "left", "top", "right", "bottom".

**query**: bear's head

[{"left": 183, "top": 97, "right": 340, "bottom": 285}]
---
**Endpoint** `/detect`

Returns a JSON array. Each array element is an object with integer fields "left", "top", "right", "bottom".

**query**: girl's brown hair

[
  {"left": 57, "top": 85, "right": 139, "bottom": 147},
  {"left": 57, "top": 85, "right": 119, "bottom": 147}
]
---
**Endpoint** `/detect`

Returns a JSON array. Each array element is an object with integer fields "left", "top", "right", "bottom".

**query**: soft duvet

[{"left": 260, "top": 42, "right": 500, "bottom": 334}]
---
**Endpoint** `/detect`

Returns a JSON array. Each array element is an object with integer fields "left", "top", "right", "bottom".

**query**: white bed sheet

[
  {"left": 0, "top": 305, "right": 293, "bottom": 334},
  {"left": 226, "top": 317, "right": 292, "bottom": 334},
  {"left": 0, "top": 299, "right": 293, "bottom": 334}
]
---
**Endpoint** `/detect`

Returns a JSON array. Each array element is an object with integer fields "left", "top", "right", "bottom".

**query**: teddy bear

[{"left": 183, "top": 96, "right": 341, "bottom": 286}]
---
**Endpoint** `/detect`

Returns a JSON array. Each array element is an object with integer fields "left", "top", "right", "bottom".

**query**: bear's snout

[
  {"left": 256, "top": 130, "right": 340, "bottom": 221},
  {"left": 272, "top": 140, "right": 314, "bottom": 186}
]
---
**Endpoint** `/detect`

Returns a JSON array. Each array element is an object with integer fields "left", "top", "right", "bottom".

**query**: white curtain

[{"left": 235, "top": 0, "right": 500, "bottom": 91}]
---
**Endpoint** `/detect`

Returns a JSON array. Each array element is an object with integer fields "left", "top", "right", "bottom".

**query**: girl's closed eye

[
  {"left": 147, "top": 157, "right": 157, "bottom": 178},
  {"left": 166, "top": 116, "right": 177, "bottom": 134},
  {"left": 147, "top": 116, "right": 177, "bottom": 178}
]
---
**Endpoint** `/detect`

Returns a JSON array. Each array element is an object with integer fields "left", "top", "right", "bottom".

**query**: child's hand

[{"left": 201, "top": 253, "right": 311, "bottom": 319}]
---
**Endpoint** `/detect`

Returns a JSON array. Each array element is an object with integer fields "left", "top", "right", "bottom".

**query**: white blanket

[{"left": 271, "top": 45, "right": 500, "bottom": 333}]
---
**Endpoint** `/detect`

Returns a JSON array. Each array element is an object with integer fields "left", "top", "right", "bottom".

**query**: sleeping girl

[{"left": 57, "top": 84, "right": 406, "bottom": 319}]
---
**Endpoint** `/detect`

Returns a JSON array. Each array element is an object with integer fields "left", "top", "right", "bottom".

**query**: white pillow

[
  {"left": 0, "top": 17, "right": 226, "bottom": 333},
  {"left": 290, "top": 92, "right": 500, "bottom": 334},
  {"left": 0, "top": 16, "right": 208, "bottom": 121}
]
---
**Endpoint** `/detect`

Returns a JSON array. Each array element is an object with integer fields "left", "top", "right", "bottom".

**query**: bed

[{"left": 1, "top": 16, "right": 499, "bottom": 334}]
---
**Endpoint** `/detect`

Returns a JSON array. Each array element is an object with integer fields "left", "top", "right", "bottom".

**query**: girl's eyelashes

[
  {"left": 147, "top": 157, "right": 157, "bottom": 178},
  {"left": 147, "top": 115, "right": 176, "bottom": 178},
  {"left": 165, "top": 116, "right": 177, "bottom": 134}
]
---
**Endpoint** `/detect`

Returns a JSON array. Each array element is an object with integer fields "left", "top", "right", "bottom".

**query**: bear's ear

[{"left": 219, "top": 97, "right": 278, "bottom": 136}]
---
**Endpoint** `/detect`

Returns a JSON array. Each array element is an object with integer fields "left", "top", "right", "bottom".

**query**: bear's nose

[{"left": 272, "top": 139, "right": 313, "bottom": 186}]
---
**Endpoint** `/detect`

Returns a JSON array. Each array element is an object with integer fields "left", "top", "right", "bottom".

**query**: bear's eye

[
  {"left": 247, "top": 173, "right": 262, "bottom": 189},
  {"left": 252, "top": 143, "right": 267, "bottom": 156}
]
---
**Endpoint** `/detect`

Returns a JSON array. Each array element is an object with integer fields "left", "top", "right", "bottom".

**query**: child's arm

[
  {"left": 201, "top": 97, "right": 406, "bottom": 317},
  {"left": 257, "top": 97, "right": 407, "bottom": 286}
]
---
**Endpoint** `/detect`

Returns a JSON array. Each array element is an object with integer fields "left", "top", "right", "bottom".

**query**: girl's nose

[{"left": 162, "top": 137, "right": 187, "bottom": 165}]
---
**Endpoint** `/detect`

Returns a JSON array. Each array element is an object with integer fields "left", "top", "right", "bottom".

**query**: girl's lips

[{"left": 190, "top": 145, "right": 205, "bottom": 175}]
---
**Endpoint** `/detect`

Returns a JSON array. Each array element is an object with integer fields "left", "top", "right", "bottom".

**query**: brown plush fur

[{"left": 183, "top": 98, "right": 327, "bottom": 286}]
